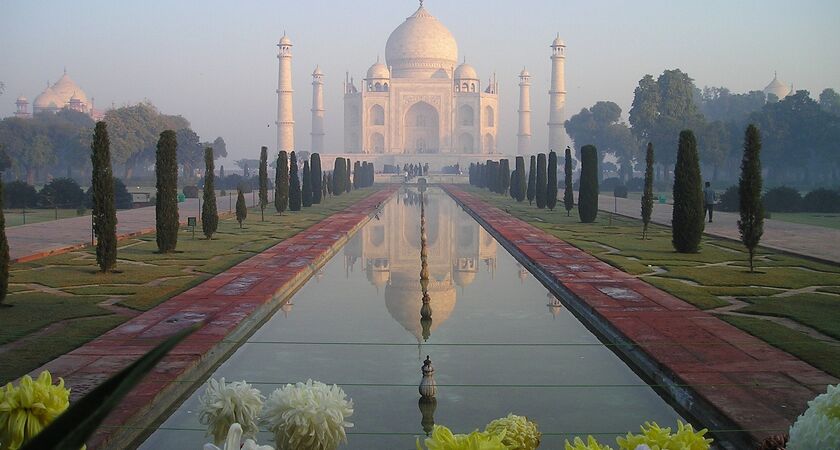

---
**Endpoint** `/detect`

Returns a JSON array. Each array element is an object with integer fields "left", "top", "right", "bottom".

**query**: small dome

[
  {"left": 312, "top": 65, "right": 323, "bottom": 76},
  {"left": 385, "top": 4, "right": 458, "bottom": 78},
  {"left": 367, "top": 61, "right": 390, "bottom": 79},
  {"left": 764, "top": 73, "right": 791, "bottom": 100},
  {"left": 454, "top": 62, "right": 478, "bottom": 80},
  {"left": 16, "top": 96, "right": 27, "bottom": 102},
  {"left": 552, "top": 35, "right": 565, "bottom": 47},
  {"left": 279, "top": 35, "right": 292, "bottom": 46},
  {"left": 519, "top": 68, "right": 530, "bottom": 77},
  {"left": 34, "top": 87, "right": 62, "bottom": 109}
]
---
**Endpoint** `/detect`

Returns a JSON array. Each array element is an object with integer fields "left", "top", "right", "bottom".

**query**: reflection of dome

[
  {"left": 454, "top": 62, "right": 478, "bottom": 80},
  {"left": 367, "top": 61, "right": 390, "bottom": 80},
  {"left": 366, "top": 266, "right": 391, "bottom": 288},
  {"left": 764, "top": 73, "right": 791, "bottom": 100},
  {"left": 385, "top": 4, "right": 458, "bottom": 78},
  {"left": 453, "top": 270, "right": 476, "bottom": 287},
  {"left": 385, "top": 273, "right": 456, "bottom": 340}
]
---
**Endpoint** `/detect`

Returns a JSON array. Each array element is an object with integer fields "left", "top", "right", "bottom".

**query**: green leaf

[{"left": 21, "top": 323, "right": 200, "bottom": 450}]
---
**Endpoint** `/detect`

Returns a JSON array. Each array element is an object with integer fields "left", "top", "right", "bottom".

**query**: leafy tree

[
  {"left": 535, "top": 154, "right": 547, "bottom": 208},
  {"left": 671, "top": 130, "right": 704, "bottom": 253},
  {"left": 564, "top": 147, "right": 574, "bottom": 216},
  {"left": 565, "top": 101, "right": 637, "bottom": 180},
  {"left": 700, "top": 87, "right": 766, "bottom": 124},
  {"left": 202, "top": 147, "right": 218, "bottom": 239},
  {"left": 762, "top": 186, "right": 802, "bottom": 212},
  {"left": 738, "top": 125, "right": 764, "bottom": 272},
  {"left": 0, "top": 173, "right": 7, "bottom": 307},
  {"left": 578, "top": 145, "right": 599, "bottom": 223},
  {"left": 90, "top": 122, "right": 117, "bottom": 272},
  {"left": 37, "top": 178, "right": 85, "bottom": 208},
  {"left": 3, "top": 181, "right": 37, "bottom": 208},
  {"left": 641, "top": 143, "right": 654, "bottom": 239},
  {"left": 819, "top": 88, "right": 840, "bottom": 117},
  {"left": 175, "top": 128, "right": 203, "bottom": 181},
  {"left": 499, "top": 159, "right": 510, "bottom": 195},
  {"left": 113, "top": 179, "right": 133, "bottom": 209},
  {"left": 514, "top": 157, "right": 526, "bottom": 202},
  {"left": 547, "top": 151, "right": 558, "bottom": 210},
  {"left": 275, "top": 151, "right": 288, "bottom": 214},
  {"left": 302, "top": 160, "right": 312, "bottom": 207},
  {"left": 803, "top": 188, "right": 840, "bottom": 213},
  {"left": 311, "top": 153, "right": 322, "bottom": 204},
  {"left": 333, "top": 158, "right": 345, "bottom": 196},
  {"left": 155, "top": 130, "right": 179, "bottom": 253},
  {"left": 288, "top": 151, "right": 301, "bottom": 211},
  {"left": 259, "top": 146, "right": 268, "bottom": 221},
  {"left": 698, "top": 120, "right": 731, "bottom": 181},
  {"left": 527, "top": 156, "right": 536, "bottom": 205},
  {"left": 235, "top": 186, "right": 247, "bottom": 228}
]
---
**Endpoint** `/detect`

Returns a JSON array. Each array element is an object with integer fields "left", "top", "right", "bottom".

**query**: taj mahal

[{"left": 275, "top": 1, "right": 568, "bottom": 169}]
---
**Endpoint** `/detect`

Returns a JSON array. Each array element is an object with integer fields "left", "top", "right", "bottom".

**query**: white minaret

[
  {"left": 310, "top": 66, "right": 325, "bottom": 153},
  {"left": 517, "top": 68, "right": 532, "bottom": 155},
  {"left": 276, "top": 34, "right": 295, "bottom": 152},
  {"left": 548, "top": 34, "right": 566, "bottom": 152}
]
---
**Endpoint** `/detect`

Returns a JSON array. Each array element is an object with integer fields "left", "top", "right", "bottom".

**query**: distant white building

[
  {"left": 14, "top": 70, "right": 104, "bottom": 120},
  {"left": 763, "top": 72, "right": 793, "bottom": 101}
]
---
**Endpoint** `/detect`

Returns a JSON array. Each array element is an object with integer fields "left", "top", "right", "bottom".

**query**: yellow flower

[
  {"left": 616, "top": 421, "right": 711, "bottom": 450},
  {"left": 564, "top": 435, "right": 614, "bottom": 450},
  {"left": 484, "top": 414, "right": 541, "bottom": 450},
  {"left": 417, "top": 425, "right": 508, "bottom": 450},
  {"left": 0, "top": 371, "right": 70, "bottom": 450}
]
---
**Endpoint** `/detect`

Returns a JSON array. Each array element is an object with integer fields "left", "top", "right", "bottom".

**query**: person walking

[{"left": 703, "top": 181, "right": 716, "bottom": 223}]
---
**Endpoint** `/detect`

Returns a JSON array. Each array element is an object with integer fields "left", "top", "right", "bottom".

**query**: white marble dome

[
  {"left": 50, "top": 73, "right": 89, "bottom": 106},
  {"left": 33, "top": 87, "right": 62, "bottom": 110},
  {"left": 764, "top": 73, "right": 791, "bottom": 100},
  {"left": 367, "top": 61, "right": 390, "bottom": 79},
  {"left": 454, "top": 62, "right": 478, "bottom": 80},
  {"left": 385, "top": 4, "right": 458, "bottom": 79}
]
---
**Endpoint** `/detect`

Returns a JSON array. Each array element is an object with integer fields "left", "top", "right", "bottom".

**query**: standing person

[{"left": 703, "top": 181, "right": 716, "bottom": 223}]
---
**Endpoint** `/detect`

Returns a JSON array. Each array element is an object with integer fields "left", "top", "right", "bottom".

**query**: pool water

[{"left": 140, "top": 187, "right": 680, "bottom": 449}]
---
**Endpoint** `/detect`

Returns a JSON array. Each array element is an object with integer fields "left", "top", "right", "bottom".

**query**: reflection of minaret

[
  {"left": 276, "top": 34, "right": 295, "bottom": 152},
  {"left": 548, "top": 34, "right": 566, "bottom": 152},
  {"left": 517, "top": 68, "right": 532, "bottom": 155},
  {"left": 547, "top": 292, "right": 563, "bottom": 319},
  {"left": 281, "top": 301, "right": 294, "bottom": 318},
  {"left": 517, "top": 264, "right": 528, "bottom": 284},
  {"left": 310, "top": 66, "right": 325, "bottom": 153}
]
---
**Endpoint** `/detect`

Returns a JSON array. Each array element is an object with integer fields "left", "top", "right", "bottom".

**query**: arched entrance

[
  {"left": 404, "top": 102, "right": 439, "bottom": 154},
  {"left": 370, "top": 132, "right": 385, "bottom": 153},
  {"left": 458, "top": 133, "right": 474, "bottom": 153}
]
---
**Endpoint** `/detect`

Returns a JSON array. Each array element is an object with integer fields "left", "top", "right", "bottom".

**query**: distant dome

[
  {"left": 764, "top": 73, "right": 791, "bottom": 100},
  {"left": 33, "top": 87, "right": 62, "bottom": 110},
  {"left": 50, "top": 73, "right": 89, "bottom": 106},
  {"left": 367, "top": 61, "right": 390, "bottom": 79},
  {"left": 385, "top": 4, "right": 458, "bottom": 79},
  {"left": 552, "top": 35, "right": 565, "bottom": 47},
  {"left": 454, "top": 62, "right": 478, "bottom": 80},
  {"left": 519, "top": 68, "right": 530, "bottom": 77},
  {"left": 16, "top": 96, "right": 27, "bottom": 102},
  {"left": 279, "top": 35, "right": 292, "bottom": 46}
]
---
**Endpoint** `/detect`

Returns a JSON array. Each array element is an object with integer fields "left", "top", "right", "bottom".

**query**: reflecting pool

[{"left": 140, "top": 187, "right": 680, "bottom": 449}]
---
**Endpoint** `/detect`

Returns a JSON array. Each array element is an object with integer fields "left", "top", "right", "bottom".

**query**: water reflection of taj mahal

[{"left": 344, "top": 188, "right": 496, "bottom": 339}]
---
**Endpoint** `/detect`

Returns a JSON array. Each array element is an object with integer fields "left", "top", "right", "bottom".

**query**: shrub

[
  {"left": 762, "top": 186, "right": 802, "bottom": 212},
  {"left": 803, "top": 188, "right": 840, "bottom": 213},
  {"left": 613, "top": 185, "right": 628, "bottom": 198},
  {"left": 627, "top": 177, "right": 645, "bottom": 192},
  {"left": 717, "top": 185, "right": 740, "bottom": 212},
  {"left": 3, "top": 181, "right": 38, "bottom": 208},
  {"left": 671, "top": 130, "right": 704, "bottom": 253},
  {"left": 182, "top": 185, "right": 199, "bottom": 199},
  {"left": 38, "top": 178, "right": 85, "bottom": 208},
  {"left": 600, "top": 177, "right": 623, "bottom": 191}
]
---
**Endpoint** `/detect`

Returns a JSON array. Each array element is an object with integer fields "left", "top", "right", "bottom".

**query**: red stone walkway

[
  {"left": 443, "top": 185, "right": 836, "bottom": 448},
  {"left": 31, "top": 187, "right": 396, "bottom": 449}
]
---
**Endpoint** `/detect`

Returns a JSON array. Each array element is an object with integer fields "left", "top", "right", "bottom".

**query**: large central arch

[{"left": 404, "top": 101, "right": 439, "bottom": 154}]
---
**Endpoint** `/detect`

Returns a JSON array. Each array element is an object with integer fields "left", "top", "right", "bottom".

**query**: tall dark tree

[
  {"left": 288, "top": 151, "right": 301, "bottom": 211},
  {"left": 155, "top": 130, "right": 179, "bottom": 253},
  {"left": 547, "top": 150, "right": 558, "bottom": 210},
  {"left": 641, "top": 143, "right": 655, "bottom": 239},
  {"left": 578, "top": 145, "right": 599, "bottom": 223},
  {"left": 258, "top": 146, "right": 268, "bottom": 221},
  {"left": 235, "top": 186, "right": 247, "bottom": 228},
  {"left": 90, "top": 122, "right": 117, "bottom": 272},
  {"left": 202, "top": 147, "right": 219, "bottom": 239},
  {"left": 345, "top": 158, "right": 352, "bottom": 193},
  {"left": 563, "top": 147, "right": 574, "bottom": 216},
  {"left": 302, "top": 160, "right": 313, "bottom": 207},
  {"left": 671, "top": 130, "right": 704, "bottom": 253},
  {"left": 353, "top": 161, "right": 361, "bottom": 189},
  {"left": 275, "top": 151, "right": 288, "bottom": 214},
  {"left": 219, "top": 165, "right": 225, "bottom": 180},
  {"left": 499, "top": 159, "right": 510, "bottom": 196},
  {"left": 527, "top": 156, "right": 536, "bottom": 205},
  {"left": 535, "top": 154, "right": 547, "bottom": 208},
  {"left": 509, "top": 170, "right": 517, "bottom": 199},
  {"left": 311, "top": 153, "right": 322, "bottom": 204},
  {"left": 333, "top": 158, "right": 345, "bottom": 196},
  {"left": 514, "top": 157, "right": 527, "bottom": 202},
  {"left": 322, "top": 173, "right": 328, "bottom": 199},
  {"left": 0, "top": 172, "right": 7, "bottom": 307},
  {"left": 738, "top": 125, "right": 764, "bottom": 272}
]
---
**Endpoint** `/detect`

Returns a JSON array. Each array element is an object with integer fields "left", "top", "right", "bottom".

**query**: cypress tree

[
  {"left": 547, "top": 150, "right": 558, "bottom": 211},
  {"left": 202, "top": 147, "right": 219, "bottom": 239},
  {"left": 578, "top": 145, "right": 599, "bottom": 223},
  {"left": 333, "top": 158, "right": 345, "bottom": 196},
  {"left": 302, "top": 160, "right": 313, "bottom": 207},
  {"left": 739, "top": 125, "right": 764, "bottom": 272},
  {"left": 345, "top": 158, "right": 352, "bottom": 193},
  {"left": 155, "top": 130, "right": 179, "bottom": 253},
  {"left": 90, "top": 121, "right": 117, "bottom": 272},
  {"left": 641, "top": 143, "right": 655, "bottom": 239},
  {"left": 671, "top": 130, "right": 704, "bottom": 253},
  {"left": 259, "top": 146, "right": 268, "bottom": 221},
  {"left": 353, "top": 161, "right": 361, "bottom": 189},
  {"left": 0, "top": 173, "right": 7, "bottom": 307},
  {"left": 235, "top": 186, "right": 247, "bottom": 228},
  {"left": 564, "top": 147, "right": 574, "bottom": 216},
  {"left": 311, "top": 153, "right": 322, "bottom": 204},
  {"left": 288, "top": 151, "right": 301, "bottom": 211},
  {"left": 275, "top": 151, "right": 289, "bottom": 214},
  {"left": 499, "top": 159, "right": 510, "bottom": 195},
  {"left": 510, "top": 170, "right": 517, "bottom": 199},
  {"left": 322, "top": 173, "right": 329, "bottom": 199},
  {"left": 515, "top": 156, "right": 526, "bottom": 202},
  {"left": 219, "top": 165, "right": 225, "bottom": 180},
  {"left": 527, "top": 156, "right": 536, "bottom": 205},
  {"left": 536, "top": 154, "right": 547, "bottom": 208}
]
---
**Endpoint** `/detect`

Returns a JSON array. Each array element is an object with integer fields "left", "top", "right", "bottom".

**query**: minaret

[
  {"left": 517, "top": 68, "right": 532, "bottom": 155},
  {"left": 310, "top": 66, "right": 325, "bottom": 153},
  {"left": 548, "top": 34, "right": 566, "bottom": 152},
  {"left": 276, "top": 34, "right": 294, "bottom": 152}
]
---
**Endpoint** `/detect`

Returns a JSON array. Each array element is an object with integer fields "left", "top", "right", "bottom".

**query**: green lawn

[
  {"left": 462, "top": 186, "right": 840, "bottom": 378},
  {"left": 768, "top": 212, "right": 840, "bottom": 230},
  {"left": 3, "top": 208, "right": 86, "bottom": 227},
  {"left": 0, "top": 188, "right": 380, "bottom": 384}
]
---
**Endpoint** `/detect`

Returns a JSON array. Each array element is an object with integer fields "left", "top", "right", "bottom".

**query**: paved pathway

[
  {"left": 597, "top": 193, "right": 840, "bottom": 264},
  {"left": 30, "top": 187, "right": 396, "bottom": 449},
  {"left": 7, "top": 192, "right": 257, "bottom": 263},
  {"left": 446, "top": 185, "right": 836, "bottom": 448}
]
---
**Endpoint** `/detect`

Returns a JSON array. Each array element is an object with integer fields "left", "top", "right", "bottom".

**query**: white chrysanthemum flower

[
  {"left": 262, "top": 379, "right": 354, "bottom": 450},
  {"left": 203, "top": 423, "right": 275, "bottom": 450},
  {"left": 789, "top": 384, "right": 840, "bottom": 450},
  {"left": 199, "top": 377, "right": 265, "bottom": 445}
]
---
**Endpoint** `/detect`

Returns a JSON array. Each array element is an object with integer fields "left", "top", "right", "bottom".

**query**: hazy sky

[{"left": 3, "top": 0, "right": 839, "bottom": 164}]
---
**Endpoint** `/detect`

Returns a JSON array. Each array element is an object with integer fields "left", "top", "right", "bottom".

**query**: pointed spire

[{"left": 420, "top": 0, "right": 424, "bottom": 6}]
